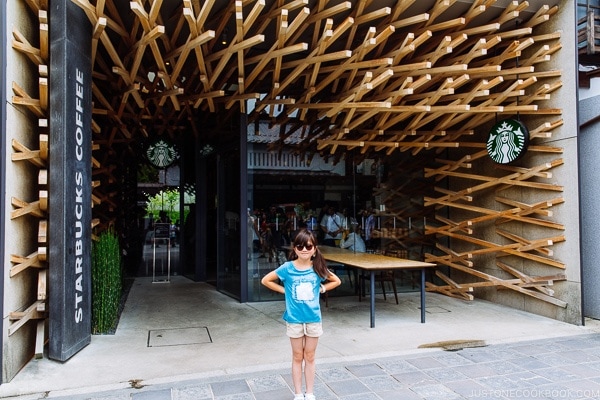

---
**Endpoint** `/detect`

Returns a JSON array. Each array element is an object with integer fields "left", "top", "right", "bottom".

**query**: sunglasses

[{"left": 294, "top": 244, "right": 314, "bottom": 251}]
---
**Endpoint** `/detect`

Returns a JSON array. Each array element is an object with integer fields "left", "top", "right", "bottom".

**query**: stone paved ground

[{"left": 38, "top": 333, "right": 600, "bottom": 400}]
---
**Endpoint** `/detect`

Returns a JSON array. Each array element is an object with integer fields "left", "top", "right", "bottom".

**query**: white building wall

[{"left": 579, "top": 74, "right": 600, "bottom": 100}]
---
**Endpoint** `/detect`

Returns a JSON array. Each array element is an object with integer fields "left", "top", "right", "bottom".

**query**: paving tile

[
  {"left": 131, "top": 389, "right": 172, "bottom": 399},
  {"left": 358, "top": 374, "right": 406, "bottom": 391},
  {"left": 535, "top": 366, "right": 584, "bottom": 382},
  {"left": 279, "top": 372, "right": 294, "bottom": 389},
  {"left": 583, "top": 347, "right": 600, "bottom": 359},
  {"left": 376, "top": 389, "right": 422, "bottom": 400},
  {"left": 253, "top": 387, "right": 294, "bottom": 400},
  {"left": 534, "top": 352, "right": 579, "bottom": 367},
  {"left": 508, "top": 343, "right": 554, "bottom": 356},
  {"left": 485, "top": 360, "right": 527, "bottom": 375},
  {"left": 532, "top": 383, "right": 590, "bottom": 400},
  {"left": 391, "top": 370, "right": 437, "bottom": 386},
  {"left": 214, "top": 393, "right": 255, "bottom": 400},
  {"left": 376, "top": 358, "right": 420, "bottom": 374},
  {"left": 345, "top": 363, "right": 386, "bottom": 377},
  {"left": 423, "top": 366, "right": 469, "bottom": 382},
  {"left": 486, "top": 346, "right": 523, "bottom": 360},
  {"left": 316, "top": 367, "right": 355, "bottom": 382},
  {"left": 456, "top": 348, "right": 503, "bottom": 363},
  {"left": 211, "top": 379, "right": 251, "bottom": 396},
  {"left": 557, "top": 349, "right": 600, "bottom": 363},
  {"left": 475, "top": 373, "right": 536, "bottom": 390},
  {"left": 410, "top": 383, "right": 462, "bottom": 400},
  {"left": 444, "top": 378, "right": 491, "bottom": 398},
  {"left": 561, "top": 378, "right": 600, "bottom": 392},
  {"left": 454, "top": 363, "right": 499, "bottom": 379},
  {"left": 313, "top": 382, "right": 338, "bottom": 400},
  {"left": 405, "top": 356, "right": 446, "bottom": 370},
  {"left": 338, "top": 393, "right": 381, "bottom": 400},
  {"left": 528, "top": 338, "right": 574, "bottom": 352},
  {"left": 505, "top": 370, "right": 552, "bottom": 386},
  {"left": 561, "top": 363, "right": 600, "bottom": 379},
  {"left": 555, "top": 335, "right": 600, "bottom": 350},
  {"left": 431, "top": 351, "right": 476, "bottom": 367},
  {"left": 506, "top": 355, "right": 552, "bottom": 370},
  {"left": 325, "top": 378, "right": 371, "bottom": 397},
  {"left": 247, "top": 374, "right": 288, "bottom": 392},
  {"left": 172, "top": 384, "right": 213, "bottom": 400}
]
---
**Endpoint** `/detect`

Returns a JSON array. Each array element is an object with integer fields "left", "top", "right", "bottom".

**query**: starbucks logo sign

[
  {"left": 145, "top": 138, "right": 178, "bottom": 168},
  {"left": 486, "top": 119, "right": 529, "bottom": 164}
]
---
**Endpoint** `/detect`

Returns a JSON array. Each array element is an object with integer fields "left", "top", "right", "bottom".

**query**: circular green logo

[
  {"left": 145, "top": 138, "right": 178, "bottom": 168},
  {"left": 486, "top": 119, "right": 529, "bottom": 164}
]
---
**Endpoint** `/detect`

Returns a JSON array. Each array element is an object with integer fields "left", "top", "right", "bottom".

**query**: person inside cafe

[
  {"left": 339, "top": 223, "right": 366, "bottom": 253},
  {"left": 320, "top": 205, "right": 343, "bottom": 247}
]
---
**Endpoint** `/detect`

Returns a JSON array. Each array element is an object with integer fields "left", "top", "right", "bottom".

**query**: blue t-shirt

[{"left": 275, "top": 261, "right": 325, "bottom": 324}]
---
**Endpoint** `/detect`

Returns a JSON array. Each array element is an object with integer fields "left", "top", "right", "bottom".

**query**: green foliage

[
  {"left": 144, "top": 188, "right": 194, "bottom": 224},
  {"left": 137, "top": 163, "right": 159, "bottom": 183},
  {"left": 91, "top": 229, "right": 122, "bottom": 334}
]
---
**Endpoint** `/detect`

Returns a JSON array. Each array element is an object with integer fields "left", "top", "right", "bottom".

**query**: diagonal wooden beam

[
  {"left": 10, "top": 252, "right": 44, "bottom": 277},
  {"left": 11, "top": 139, "right": 45, "bottom": 168},
  {"left": 9, "top": 301, "right": 47, "bottom": 336}
]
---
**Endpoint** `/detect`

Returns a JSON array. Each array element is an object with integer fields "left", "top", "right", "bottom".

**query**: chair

[
  {"left": 329, "top": 263, "right": 353, "bottom": 288},
  {"left": 358, "top": 271, "right": 399, "bottom": 304},
  {"left": 321, "top": 290, "right": 329, "bottom": 308},
  {"left": 322, "top": 263, "right": 353, "bottom": 308}
]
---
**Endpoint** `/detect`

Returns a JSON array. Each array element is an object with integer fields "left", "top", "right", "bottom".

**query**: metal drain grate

[{"left": 147, "top": 327, "right": 212, "bottom": 347}]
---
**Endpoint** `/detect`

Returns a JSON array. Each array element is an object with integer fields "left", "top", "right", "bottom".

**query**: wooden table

[{"left": 319, "top": 246, "right": 436, "bottom": 328}]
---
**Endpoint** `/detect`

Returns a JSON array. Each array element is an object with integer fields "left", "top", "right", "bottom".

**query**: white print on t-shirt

[{"left": 294, "top": 281, "right": 315, "bottom": 302}]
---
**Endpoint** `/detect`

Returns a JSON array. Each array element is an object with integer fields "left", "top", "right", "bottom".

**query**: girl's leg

[
  {"left": 303, "top": 336, "right": 319, "bottom": 394},
  {"left": 290, "top": 337, "right": 305, "bottom": 395}
]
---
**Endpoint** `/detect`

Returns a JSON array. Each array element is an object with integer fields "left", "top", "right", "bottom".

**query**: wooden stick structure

[{"left": 9, "top": 0, "right": 570, "bottom": 357}]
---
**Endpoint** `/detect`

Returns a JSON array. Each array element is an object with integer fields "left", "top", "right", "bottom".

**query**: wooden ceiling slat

[{"left": 66, "top": 0, "right": 562, "bottom": 160}]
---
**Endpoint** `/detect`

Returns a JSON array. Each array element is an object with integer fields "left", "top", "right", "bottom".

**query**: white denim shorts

[{"left": 286, "top": 322, "right": 323, "bottom": 338}]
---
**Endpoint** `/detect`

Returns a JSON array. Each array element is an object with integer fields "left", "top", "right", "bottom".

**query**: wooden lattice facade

[{"left": 5, "top": 0, "right": 580, "bottom": 381}]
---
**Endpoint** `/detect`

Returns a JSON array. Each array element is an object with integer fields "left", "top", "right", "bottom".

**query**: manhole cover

[{"left": 148, "top": 327, "right": 212, "bottom": 347}]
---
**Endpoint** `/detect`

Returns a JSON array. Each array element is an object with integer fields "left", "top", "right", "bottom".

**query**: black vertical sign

[{"left": 48, "top": 0, "right": 92, "bottom": 361}]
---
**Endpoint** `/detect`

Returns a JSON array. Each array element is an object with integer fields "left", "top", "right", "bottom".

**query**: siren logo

[
  {"left": 486, "top": 119, "right": 529, "bottom": 164},
  {"left": 146, "top": 139, "right": 178, "bottom": 168}
]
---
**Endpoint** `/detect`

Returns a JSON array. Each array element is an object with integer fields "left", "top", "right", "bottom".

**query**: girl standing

[{"left": 261, "top": 228, "right": 341, "bottom": 400}]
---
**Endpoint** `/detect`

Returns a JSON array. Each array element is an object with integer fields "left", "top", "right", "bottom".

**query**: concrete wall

[
  {"left": 447, "top": 1, "right": 582, "bottom": 324},
  {"left": 527, "top": 0, "right": 581, "bottom": 324},
  {"left": 3, "top": 0, "right": 43, "bottom": 382}
]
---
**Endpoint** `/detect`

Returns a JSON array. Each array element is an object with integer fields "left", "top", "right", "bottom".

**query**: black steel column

[
  {"left": 48, "top": 0, "right": 93, "bottom": 361},
  {"left": 239, "top": 113, "right": 248, "bottom": 302}
]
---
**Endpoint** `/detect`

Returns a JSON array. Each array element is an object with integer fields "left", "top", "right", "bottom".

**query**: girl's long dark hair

[{"left": 289, "top": 228, "right": 329, "bottom": 279}]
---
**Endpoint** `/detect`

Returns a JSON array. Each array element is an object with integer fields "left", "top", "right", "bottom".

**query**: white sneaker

[
  {"left": 293, "top": 395, "right": 304, "bottom": 400},
  {"left": 305, "top": 394, "right": 316, "bottom": 400}
]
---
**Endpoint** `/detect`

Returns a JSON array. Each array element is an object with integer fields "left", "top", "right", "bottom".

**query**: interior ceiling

[{"left": 72, "top": 0, "right": 563, "bottom": 162}]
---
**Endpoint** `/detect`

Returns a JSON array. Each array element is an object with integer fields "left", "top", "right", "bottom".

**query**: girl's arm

[
  {"left": 322, "top": 270, "right": 342, "bottom": 292},
  {"left": 261, "top": 270, "right": 285, "bottom": 294}
]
